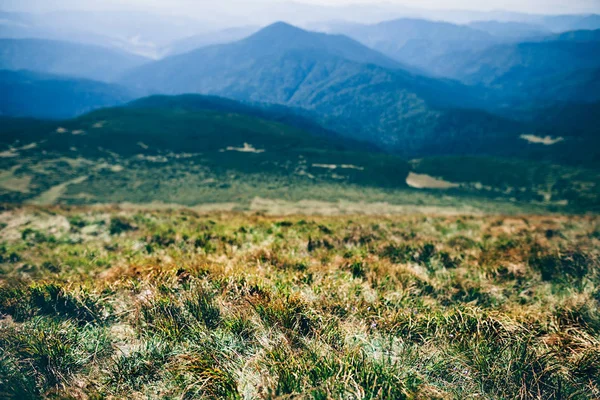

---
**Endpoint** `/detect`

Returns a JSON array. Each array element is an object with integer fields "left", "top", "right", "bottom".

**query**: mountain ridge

[{"left": 0, "top": 69, "right": 135, "bottom": 119}]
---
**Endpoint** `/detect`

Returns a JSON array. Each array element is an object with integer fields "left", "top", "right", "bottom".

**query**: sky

[
  {"left": 2, "top": 0, "right": 599, "bottom": 14},
  {"left": 302, "top": 0, "right": 600, "bottom": 13}
]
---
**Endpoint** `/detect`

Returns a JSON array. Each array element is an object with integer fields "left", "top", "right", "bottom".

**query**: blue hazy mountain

[
  {"left": 313, "top": 18, "right": 500, "bottom": 70},
  {"left": 429, "top": 29, "right": 600, "bottom": 104},
  {"left": 0, "top": 70, "right": 134, "bottom": 119},
  {"left": 468, "top": 21, "right": 550, "bottom": 40},
  {"left": 540, "top": 14, "right": 600, "bottom": 32}
]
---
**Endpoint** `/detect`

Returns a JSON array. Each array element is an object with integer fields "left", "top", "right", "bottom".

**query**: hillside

[
  {"left": 0, "top": 70, "right": 135, "bottom": 119},
  {"left": 433, "top": 32, "right": 600, "bottom": 85},
  {"left": 126, "top": 95, "right": 363, "bottom": 146},
  {"left": 515, "top": 67, "right": 600, "bottom": 105},
  {"left": 0, "top": 95, "right": 415, "bottom": 207},
  {"left": 0, "top": 38, "right": 149, "bottom": 82},
  {"left": 0, "top": 95, "right": 597, "bottom": 213}
]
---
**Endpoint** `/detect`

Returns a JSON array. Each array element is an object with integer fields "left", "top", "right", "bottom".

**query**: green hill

[
  {"left": 0, "top": 95, "right": 412, "bottom": 207},
  {"left": 0, "top": 95, "right": 597, "bottom": 213},
  {"left": 125, "top": 94, "right": 361, "bottom": 147}
]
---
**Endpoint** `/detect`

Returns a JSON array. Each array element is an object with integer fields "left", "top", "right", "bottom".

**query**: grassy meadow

[
  {"left": 0, "top": 207, "right": 600, "bottom": 399},
  {"left": 0, "top": 205, "right": 599, "bottom": 399}
]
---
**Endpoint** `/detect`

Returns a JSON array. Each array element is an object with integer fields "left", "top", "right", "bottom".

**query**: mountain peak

[
  {"left": 235, "top": 21, "right": 402, "bottom": 70},
  {"left": 246, "top": 21, "right": 312, "bottom": 43},
  {"left": 263, "top": 21, "right": 304, "bottom": 32}
]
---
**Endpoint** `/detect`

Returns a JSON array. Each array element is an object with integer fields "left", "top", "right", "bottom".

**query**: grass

[{"left": 0, "top": 206, "right": 599, "bottom": 399}]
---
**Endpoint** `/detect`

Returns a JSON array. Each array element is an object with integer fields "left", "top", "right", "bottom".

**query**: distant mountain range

[
  {"left": 0, "top": 20, "right": 597, "bottom": 160},
  {"left": 314, "top": 20, "right": 600, "bottom": 106},
  {"left": 0, "top": 15, "right": 596, "bottom": 167},
  {"left": 312, "top": 18, "right": 500, "bottom": 71},
  {"left": 2, "top": 8, "right": 598, "bottom": 56},
  {"left": 120, "top": 22, "right": 526, "bottom": 156},
  {"left": 538, "top": 14, "right": 600, "bottom": 32},
  {"left": 430, "top": 29, "right": 600, "bottom": 105},
  {"left": 467, "top": 21, "right": 550, "bottom": 39}
]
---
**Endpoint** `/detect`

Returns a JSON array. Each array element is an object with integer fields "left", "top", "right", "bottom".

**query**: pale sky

[
  {"left": 2, "top": 0, "right": 599, "bottom": 14},
  {"left": 302, "top": 0, "right": 600, "bottom": 13}
]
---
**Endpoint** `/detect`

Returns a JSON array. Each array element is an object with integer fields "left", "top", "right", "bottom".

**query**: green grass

[{"left": 0, "top": 206, "right": 599, "bottom": 398}]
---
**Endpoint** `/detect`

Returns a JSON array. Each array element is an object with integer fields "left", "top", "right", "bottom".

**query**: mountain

[
  {"left": 312, "top": 18, "right": 498, "bottom": 72},
  {"left": 467, "top": 21, "right": 550, "bottom": 40},
  {"left": 0, "top": 12, "right": 136, "bottom": 58},
  {"left": 430, "top": 30, "right": 600, "bottom": 104},
  {"left": 0, "top": 11, "right": 41, "bottom": 38},
  {"left": 123, "top": 22, "right": 407, "bottom": 88},
  {"left": 540, "top": 14, "right": 600, "bottom": 32},
  {"left": 165, "top": 26, "right": 260, "bottom": 56},
  {"left": 0, "top": 70, "right": 134, "bottom": 119},
  {"left": 120, "top": 22, "right": 533, "bottom": 156},
  {"left": 0, "top": 38, "right": 149, "bottom": 82}
]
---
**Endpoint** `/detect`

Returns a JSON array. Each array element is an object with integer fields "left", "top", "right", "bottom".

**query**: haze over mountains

[
  {"left": 0, "top": 38, "right": 148, "bottom": 81},
  {"left": 0, "top": 4, "right": 599, "bottom": 210},
  {"left": 2, "top": 5, "right": 599, "bottom": 56}
]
